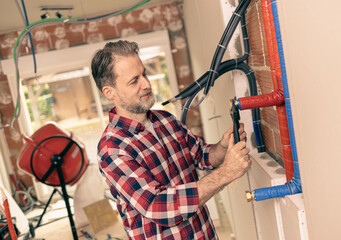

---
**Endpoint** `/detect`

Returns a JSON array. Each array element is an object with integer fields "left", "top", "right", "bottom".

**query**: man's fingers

[
  {"left": 240, "top": 131, "right": 247, "bottom": 141},
  {"left": 233, "top": 140, "right": 246, "bottom": 150},
  {"left": 234, "top": 147, "right": 250, "bottom": 159},
  {"left": 238, "top": 123, "right": 247, "bottom": 142},
  {"left": 238, "top": 123, "right": 245, "bottom": 134},
  {"left": 227, "top": 131, "right": 235, "bottom": 150}
]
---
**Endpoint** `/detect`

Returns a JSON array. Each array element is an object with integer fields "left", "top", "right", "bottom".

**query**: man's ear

[{"left": 102, "top": 86, "right": 116, "bottom": 100}]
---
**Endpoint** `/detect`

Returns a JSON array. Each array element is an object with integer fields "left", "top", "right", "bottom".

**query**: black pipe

[
  {"left": 162, "top": 14, "right": 250, "bottom": 106},
  {"left": 204, "top": 0, "right": 251, "bottom": 95},
  {"left": 179, "top": 62, "right": 265, "bottom": 152},
  {"left": 164, "top": 0, "right": 265, "bottom": 152}
]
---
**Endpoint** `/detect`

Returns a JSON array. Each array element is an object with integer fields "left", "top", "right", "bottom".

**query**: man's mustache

[{"left": 141, "top": 89, "right": 153, "bottom": 95}]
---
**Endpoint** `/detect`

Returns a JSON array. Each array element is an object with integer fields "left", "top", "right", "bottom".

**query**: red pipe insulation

[
  {"left": 238, "top": 90, "right": 284, "bottom": 110},
  {"left": 0, "top": 187, "right": 17, "bottom": 240},
  {"left": 261, "top": 0, "right": 278, "bottom": 90},
  {"left": 260, "top": 0, "right": 294, "bottom": 180},
  {"left": 238, "top": 0, "right": 294, "bottom": 180}
]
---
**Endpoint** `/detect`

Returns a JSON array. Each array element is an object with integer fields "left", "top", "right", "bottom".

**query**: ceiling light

[
  {"left": 40, "top": 12, "right": 49, "bottom": 20},
  {"left": 56, "top": 12, "right": 62, "bottom": 18}
]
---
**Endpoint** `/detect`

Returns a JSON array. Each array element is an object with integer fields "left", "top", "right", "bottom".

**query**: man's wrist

[
  {"left": 208, "top": 139, "right": 230, "bottom": 168},
  {"left": 218, "top": 141, "right": 228, "bottom": 151},
  {"left": 215, "top": 165, "right": 232, "bottom": 185}
]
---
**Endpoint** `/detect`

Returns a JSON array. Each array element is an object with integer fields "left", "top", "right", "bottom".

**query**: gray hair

[{"left": 91, "top": 40, "right": 139, "bottom": 91}]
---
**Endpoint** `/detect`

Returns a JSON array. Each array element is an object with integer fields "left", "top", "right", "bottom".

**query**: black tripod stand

[{"left": 30, "top": 135, "right": 85, "bottom": 240}]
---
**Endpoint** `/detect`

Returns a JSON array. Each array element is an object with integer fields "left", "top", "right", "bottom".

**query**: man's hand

[
  {"left": 220, "top": 131, "right": 251, "bottom": 182},
  {"left": 197, "top": 129, "right": 251, "bottom": 206},
  {"left": 208, "top": 123, "right": 247, "bottom": 168},
  {"left": 219, "top": 123, "right": 247, "bottom": 149}
]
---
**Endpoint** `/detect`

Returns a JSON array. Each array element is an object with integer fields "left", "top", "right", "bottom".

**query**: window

[{"left": 21, "top": 44, "right": 178, "bottom": 164}]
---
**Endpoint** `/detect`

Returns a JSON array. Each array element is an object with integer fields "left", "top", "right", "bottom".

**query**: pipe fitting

[{"left": 245, "top": 190, "right": 255, "bottom": 202}]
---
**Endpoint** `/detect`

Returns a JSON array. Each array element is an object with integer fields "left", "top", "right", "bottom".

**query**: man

[{"left": 91, "top": 40, "right": 251, "bottom": 239}]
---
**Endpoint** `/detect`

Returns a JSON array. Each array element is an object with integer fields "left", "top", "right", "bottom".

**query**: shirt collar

[{"left": 109, "top": 107, "right": 156, "bottom": 134}]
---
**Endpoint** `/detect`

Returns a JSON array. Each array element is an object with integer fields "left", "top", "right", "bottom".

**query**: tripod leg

[
  {"left": 56, "top": 188, "right": 73, "bottom": 199},
  {"left": 36, "top": 188, "right": 58, "bottom": 228},
  {"left": 55, "top": 164, "right": 78, "bottom": 240}
]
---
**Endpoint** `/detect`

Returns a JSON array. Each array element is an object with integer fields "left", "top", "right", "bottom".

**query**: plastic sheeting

[{"left": 73, "top": 164, "right": 106, "bottom": 228}]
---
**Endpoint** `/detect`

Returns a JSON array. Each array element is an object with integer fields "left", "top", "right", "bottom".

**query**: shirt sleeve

[
  {"left": 99, "top": 150, "right": 199, "bottom": 227},
  {"left": 178, "top": 120, "right": 214, "bottom": 171}
]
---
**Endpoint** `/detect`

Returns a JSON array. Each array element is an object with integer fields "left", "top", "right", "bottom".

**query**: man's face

[{"left": 106, "top": 54, "right": 155, "bottom": 114}]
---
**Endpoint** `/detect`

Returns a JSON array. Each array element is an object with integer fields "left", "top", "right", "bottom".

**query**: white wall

[
  {"left": 184, "top": 1, "right": 309, "bottom": 240},
  {"left": 183, "top": 0, "right": 236, "bottom": 144},
  {"left": 183, "top": 0, "right": 239, "bottom": 231},
  {"left": 277, "top": 0, "right": 341, "bottom": 239},
  {"left": 183, "top": 0, "right": 260, "bottom": 239}
]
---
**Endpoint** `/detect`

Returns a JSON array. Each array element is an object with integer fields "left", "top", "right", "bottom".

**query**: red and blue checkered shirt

[{"left": 98, "top": 108, "right": 219, "bottom": 239}]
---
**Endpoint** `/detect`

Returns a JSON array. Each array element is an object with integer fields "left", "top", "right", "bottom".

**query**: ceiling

[{"left": 0, "top": 0, "right": 176, "bottom": 34}]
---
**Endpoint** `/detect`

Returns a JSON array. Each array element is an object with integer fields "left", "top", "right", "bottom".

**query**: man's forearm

[
  {"left": 197, "top": 167, "right": 230, "bottom": 206},
  {"left": 198, "top": 139, "right": 251, "bottom": 207}
]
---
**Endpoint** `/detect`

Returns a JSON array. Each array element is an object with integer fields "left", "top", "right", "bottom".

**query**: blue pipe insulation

[
  {"left": 271, "top": 0, "right": 300, "bottom": 179},
  {"left": 254, "top": 180, "right": 301, "bottom": 201},
  {"left": 285, "top": 99, "right": 300, "bottom": 179},
  {"left": 252, "top": 0, "right": 302, "bottom": 201}
]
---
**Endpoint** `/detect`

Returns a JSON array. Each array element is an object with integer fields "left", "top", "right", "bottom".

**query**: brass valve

[{"left": 245, "top": 190, "right": 255, "bottom": 202}]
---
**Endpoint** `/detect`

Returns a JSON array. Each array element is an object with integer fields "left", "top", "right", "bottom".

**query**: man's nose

[{"left": 141, "top": 75, "right": 151, "bottom": 89}]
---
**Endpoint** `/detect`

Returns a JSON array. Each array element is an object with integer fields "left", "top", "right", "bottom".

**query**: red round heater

[
  {"left": 18, "top": 122, "right": 89, "bottom": 186},
  {"left": 17, "top": 122, "right": 89, "bottom": 240}
]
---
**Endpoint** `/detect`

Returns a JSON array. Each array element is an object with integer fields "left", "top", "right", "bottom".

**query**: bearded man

[{"left": 91, "top": 40, "right": 251, "bottom": 240}]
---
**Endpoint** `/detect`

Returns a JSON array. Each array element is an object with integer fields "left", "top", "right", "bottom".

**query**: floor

[{"left": 18, "top": 195, "right": 235, "bottom": 240}]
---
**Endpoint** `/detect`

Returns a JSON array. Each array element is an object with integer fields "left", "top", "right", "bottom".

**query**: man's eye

[{"left": 129, "top": 78, "right": 138, "bottom": 85}]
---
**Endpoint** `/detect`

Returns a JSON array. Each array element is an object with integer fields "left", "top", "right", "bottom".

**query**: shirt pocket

[{"left": 138, "top": 145, "right": 172, "bottom": 186}]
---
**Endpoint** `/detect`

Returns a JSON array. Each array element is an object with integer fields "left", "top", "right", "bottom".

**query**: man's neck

[{"left": 116, "top": 108, "right": 148, "bottom": 125}]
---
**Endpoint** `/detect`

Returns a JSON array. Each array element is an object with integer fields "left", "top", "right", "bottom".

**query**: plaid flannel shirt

[{"left": 98, "top": 108, "right": 219, "bottom": 240}]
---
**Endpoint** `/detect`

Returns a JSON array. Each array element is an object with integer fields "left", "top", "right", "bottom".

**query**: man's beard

[{"left": 118, "top": 90, "right": 155, "bottom": 114}]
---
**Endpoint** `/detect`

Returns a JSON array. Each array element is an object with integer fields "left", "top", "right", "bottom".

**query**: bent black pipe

[
  {"left": 179, "top": 62, "right": 265, "bottom": 152},
  {"left": 162, "top": 1, "right": 265, "bottom": 152}
]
